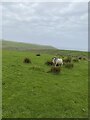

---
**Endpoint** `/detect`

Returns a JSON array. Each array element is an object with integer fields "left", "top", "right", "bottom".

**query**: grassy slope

[
  {"left": 2, "top": 40, "right": 56, "bottom": 50},
  {"left": 2, "top": 50, "right": 88, "bottom": 118},
  {"left": 2, "top": 40, "right": 88, "bottom": 57}
]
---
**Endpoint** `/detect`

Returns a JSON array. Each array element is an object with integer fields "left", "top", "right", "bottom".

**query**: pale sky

[{"left": 2, "top": 2, "right": 88, "bottom": 51}]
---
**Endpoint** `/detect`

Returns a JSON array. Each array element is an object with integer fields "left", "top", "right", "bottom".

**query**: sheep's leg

[
  {"left": 55, "top": 64, "right": 56, "bottom": 67},
  {"left": 55, "top": 61, "right": 57, "bottom": 67}
]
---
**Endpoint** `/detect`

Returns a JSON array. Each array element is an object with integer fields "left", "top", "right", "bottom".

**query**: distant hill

[
  {"left": 2, "top": 40, "right": 56, "bottom": 50},
  {"left": 2, "top": 40, "right": 88, "bottom": 57}
]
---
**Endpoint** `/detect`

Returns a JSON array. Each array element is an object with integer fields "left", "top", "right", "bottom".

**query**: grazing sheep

[{"left": 52, "top": 57, "right": 63, "bottom": 67}]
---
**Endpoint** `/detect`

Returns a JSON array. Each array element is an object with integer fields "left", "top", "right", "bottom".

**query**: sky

[{"left": 1, "top": 2, "right": 88, "bottom": 51}]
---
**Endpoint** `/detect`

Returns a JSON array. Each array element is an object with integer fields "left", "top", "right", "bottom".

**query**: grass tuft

[
  {"left": 36, "top": 54, "right": 41, "bottom": 56},
  {"left": 45, "top": 60, "right": 53, "bottom": 66},
  {"left": 64, "top": 62, "right": 74, "bottom": 69},
  {"left": 63, "top": 56, "right": 72, "bottom": 63},
  {"left": 72, "top": 58, "right": 79, "bottom": 62},
  {"left": 23, "top": 58, "right": 31, "bottom": 63},
  {"left": 50, "top": 66, "right": 61, "bottom": 74},
  {"left": 29, "top": 65, "right": 44, "bottom": 72}
]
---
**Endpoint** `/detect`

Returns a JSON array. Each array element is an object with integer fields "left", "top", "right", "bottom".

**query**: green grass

[{"left": 2, "top": 50, "right": 88, "bottom": 118}]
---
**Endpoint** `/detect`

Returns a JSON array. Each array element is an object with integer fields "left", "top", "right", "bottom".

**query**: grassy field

[{"left": 2, "top": 48, "right": 88, "bottom": 118}]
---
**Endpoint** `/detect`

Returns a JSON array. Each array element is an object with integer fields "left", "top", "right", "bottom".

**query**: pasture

[{"left": 2, "top": 49, "right": 88, "bottom": 118}]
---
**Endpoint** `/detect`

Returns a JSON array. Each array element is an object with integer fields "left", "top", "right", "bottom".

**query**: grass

[{"left": 2, "top": 49, "right": 88, "bottom": 118}]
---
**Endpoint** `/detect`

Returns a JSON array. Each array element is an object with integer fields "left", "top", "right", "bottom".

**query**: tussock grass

[
  {"left": 64, "top": 62, "right": 74, "bottom": 69},
  {"left": 29, "top": 65, "right": 44, "bottom": 72},
  {"left": 45, "top": 60, "right": 53, "bottom": 66},
  {"left": 23, "top": 58, "right": 31, "bottom": 63},
  {"left": 36, "top": 54, "right": 41, "bottom": 56},
  {"left": 50, "top": 66, "right": 61, "bottom": 74},
  {"left": 72, "top": 58, "right": 79, "bottom": 62},
  {"left": 63, "top": 56, "right": 72, "bottom": 63}
]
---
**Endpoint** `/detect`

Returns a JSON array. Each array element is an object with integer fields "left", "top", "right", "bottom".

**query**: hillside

[
  {"left": 2, "top": 40, "right": 88, "bottom": 57},
  {"left": 2, "top": 40, "right": 56, "bottom": 50}
]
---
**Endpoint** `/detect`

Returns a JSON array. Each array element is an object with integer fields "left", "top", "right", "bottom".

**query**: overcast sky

[{"left": 2, "top": 2, "right": 88, "bottom": 51}]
